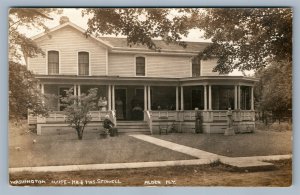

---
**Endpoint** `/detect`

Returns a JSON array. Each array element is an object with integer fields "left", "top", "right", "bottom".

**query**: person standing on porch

[
  {"left": 115, "top": 97, "right": 124, "bottom": 119},
  {"left": 102, "top": 97, "right": 107, "bottom": 111}
]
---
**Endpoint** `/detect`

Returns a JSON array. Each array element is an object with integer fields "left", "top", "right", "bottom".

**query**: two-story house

[{"left": 28, "top": 17, "right": 257, "bottom": 135}]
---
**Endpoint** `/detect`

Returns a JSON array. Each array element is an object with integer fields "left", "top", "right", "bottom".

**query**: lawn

[
  {"left": 9, "top": 159, "right": 292, "bottom": 186},
  {"left": 153, "top": 130, "right": 292, "bottom": 157},
  {"left": 9, "top": 121, "right": 195, "bottom": 168}
]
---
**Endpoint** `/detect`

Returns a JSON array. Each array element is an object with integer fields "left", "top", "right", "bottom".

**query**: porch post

[
  {"left": 147, "top": 85, "right": 151, "bottom": 110},
  {"left": 176, "top": 86, "right": 179, "bottom": 111},
  {"left": 204, "top": 85, "right": 207, "bottom": 110},
  {"left": 41, "top": 83, "right": 45, "bottom": 105},
  {"left": 112, "top": 85, "right": 115, "bottom": 110},
  {"left": 108, "top": 85, "right": 112, "bottom": 111},
  {"left": 234, "top": 85, "right": 238, "bottom": 110},
  {"left": 251, "top": 86, "right": 254, "bottom": 110},
  {"left": 74, "top": 84, "right": 77, "bottom": 96},
  {"left": 144, "top": 85, "right": 147, "bottom": 111},
  {"left": 208, "top": 85, "right": 212, "bottom": 110},
  {"left": 41, "top": 83, "right": 44, "bottom": 94},
  {"left": 180, "top": 86, "right": 184, "bottom": 110},
  {"left": 78, "top": 85, "right": 81, "bottom": 96},
  {"left": 238, "top": 85, "right": 241, "bottom": 110}
]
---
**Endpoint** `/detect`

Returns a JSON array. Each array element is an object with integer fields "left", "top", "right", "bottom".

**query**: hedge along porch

[{"left": 30, "top": 75, "right": 257, "bottom": 135}]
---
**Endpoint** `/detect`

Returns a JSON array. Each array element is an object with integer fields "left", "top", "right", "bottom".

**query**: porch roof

[{"left": 35, "top": 75, "right": 258, "bottom": 86}]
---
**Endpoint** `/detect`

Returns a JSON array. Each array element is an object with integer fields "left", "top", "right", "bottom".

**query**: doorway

[{"left": 115, "top": 88, "right": 126, "bottom": 120}]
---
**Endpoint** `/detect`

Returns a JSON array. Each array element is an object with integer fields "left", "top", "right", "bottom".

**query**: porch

[{"left": 29, "top": 75, "right": 257, "bottom": 135}]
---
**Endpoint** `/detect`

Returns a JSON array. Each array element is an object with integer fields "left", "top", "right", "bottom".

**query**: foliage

[
  {"left": 254, "top": 61, "right": 292, "bottom": 116},
  {"left": 60, "top": 88, "right": 98, "bottom": 140},
  {"left": 9, "top": 61, "right": 49, "bottom": 119},
  {"left": 82, "top": 8, "right": 193, "bottom": 50},
  {"left": 196, "top": 8, "right": 292, "bottom": 73},
  {"left": 83, "top": 8, "right": 292, "bottom": 73},
  {"left": 9, "top": 8, "right": 62, "bottom": 119}
]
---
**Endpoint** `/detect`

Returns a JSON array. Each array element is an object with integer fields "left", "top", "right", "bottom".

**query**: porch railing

[
  {"left": 31, "top": 110, "right": 255, "bottom": 125},
  {"left": 151, "top": 111, "right": 177, "bottom": 120}
]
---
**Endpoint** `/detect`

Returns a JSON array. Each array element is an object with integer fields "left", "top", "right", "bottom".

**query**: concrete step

[{"left": 116, "top": 121, "right": 150, "bottom": 134}]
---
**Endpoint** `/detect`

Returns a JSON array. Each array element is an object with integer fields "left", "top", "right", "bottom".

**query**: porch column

[
  {"left": 204, "top": 85, "right": 207, "bottom": 110},
  {"left": 208, "top": 85, "right": 212, "bottom": 110},
  {"left": 108, "top": 85, "right": 112, "bottom": 111},
  {"left": 251, "top": 86, "right": 254, "bottom": 110},
  {"left": 41, "top": 83, "right": 45, "bottom": 94},
  {"left": 144, "top": 85, "right": 147, "bottom": 111},
  {"left": 176, "top": 86, "right": 179, "bottom": 111},
  {"left": 112, "top": 85, "right": 115, "bottom": 110},
  {"left": 41, "top": 83, "right": 45, "bottom": 105},
  {"left": 238, "top": 85, "right": 241, "bottom": 110},
  {"left": 78, "top": 85, "right": 81, "bottom": 96},
  {"left": 234, "top": 85, "right": 238, "bottom": 110},
  {"left": 180, "top": 86, "right": 184, "bottom": 110},
  {"left": 147, "top": 86, "right": 151, "bottom": 110},
  {"left": 73, "top": 84, "right": 77, "bottom": 96}
]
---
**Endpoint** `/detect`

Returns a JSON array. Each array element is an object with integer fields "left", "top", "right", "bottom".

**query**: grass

[
  {"left": 9, "top": 121, "right": 195, "bottom": 168},
  {"left": 9, "top": 159, "right": 292, "bottom": 186},
  {"left": 153, "top": 130, "right": 292, "bottom": 157}
]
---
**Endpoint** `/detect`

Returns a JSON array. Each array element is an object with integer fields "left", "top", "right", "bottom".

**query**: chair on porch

[{"left": 158, "top": 116, "right": 169, "bottom": 135}]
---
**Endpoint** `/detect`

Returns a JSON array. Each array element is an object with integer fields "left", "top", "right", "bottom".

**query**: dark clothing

[
  {"left": 103, "top": 118, "right": 114, "bottom": 129},
  {"left": 103, "top": 118, "right": 118, "bottom": 136}
]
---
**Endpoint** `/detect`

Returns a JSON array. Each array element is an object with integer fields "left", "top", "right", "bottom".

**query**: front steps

[{"left": 116, "top": 121, "right": 151, "bottom": 134}]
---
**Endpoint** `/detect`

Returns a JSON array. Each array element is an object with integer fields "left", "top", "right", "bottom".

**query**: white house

[{"left": 27, "top": 17, "right": 257, "bottom": 135}]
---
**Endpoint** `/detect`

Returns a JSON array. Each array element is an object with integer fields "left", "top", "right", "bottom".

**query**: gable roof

[
  {"left": 31, "top": 21, "right": 210, "bottom": 54},
  {"left": 99, "top": 37, "right": 211, "bottom": 53}
]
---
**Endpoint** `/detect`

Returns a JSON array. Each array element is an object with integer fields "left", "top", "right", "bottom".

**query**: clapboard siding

[
  {"left": 29, "top": 26, "right": 107, "bottom": 75},
  {"left": 108, "top": 53, "right": 135, "bottom": 76},
  {"left": 201, "top": 59, "right": 220, "bottom": 76},
  {"left": 147, "top": 56, "right": 191, "bottom": 78}
]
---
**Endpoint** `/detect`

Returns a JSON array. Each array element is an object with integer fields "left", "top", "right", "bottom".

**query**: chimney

[{"left": 59, "top": 16, "right": 70, "bottom": 25}]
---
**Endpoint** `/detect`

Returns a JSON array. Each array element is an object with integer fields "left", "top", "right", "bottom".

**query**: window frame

[
  {"left": 77, "top": 51, "right": 91, "bottom": 76},
  {"left": 47, "top": 50, "right": 60, "bottom": 75},
  {"left": 192, "top": 56, "right": 201, "bottom": 77},
  {"left": 134, "top": 55, "right": 147, "bottom": 77}
]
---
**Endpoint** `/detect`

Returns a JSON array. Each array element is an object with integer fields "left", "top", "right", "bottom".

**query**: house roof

[
  {"left": 31, "top": 21, "right": 210, "bottom": 54},
  {"left": 99, "top": 37, "right": 211, "bottom": 53}
]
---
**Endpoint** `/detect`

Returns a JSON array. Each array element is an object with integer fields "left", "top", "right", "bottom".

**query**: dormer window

[
  {"left": 136, "top": 56, "right": 145, "bottom": 76},
  {"left": 78, "top": 52, "right": 89, "bottom": 75},
  {"left": 48, "top": 50, "right": 59, "bottom": 75}
]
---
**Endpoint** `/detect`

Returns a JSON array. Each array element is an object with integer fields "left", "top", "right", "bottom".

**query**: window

[
  {"left": 136, "top": 56, "right": 145, "bottom": 76},
  {"left": 48, "top": 51, "right": 59, "bottom": 74},
  {"left": 192, "top": 56, "right": 200, "bottom": 77},
  {"left": 78, "top": 52, "right": 89, "bottom": 75}
]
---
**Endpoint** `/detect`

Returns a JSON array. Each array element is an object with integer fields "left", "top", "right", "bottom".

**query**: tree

[
  {"left": 254, "top": 61, "right": 292, "bottom": 120},
  {"left": 82, "top": 8, "right": 193, "bottom": 50},
  {"left": 195, "top": 8, "right": 292, "bottom": 73},
  {"left": 83, "top": 8, "right": 292, "bottom": 73},
  {"left": 9, "top": 8, "right": 61, "bottom": 120},
  {"left": 60, "top": 88, "right": 98, "bottom": 140}
]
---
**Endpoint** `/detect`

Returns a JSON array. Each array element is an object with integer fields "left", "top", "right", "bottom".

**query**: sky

[{"left": 23, "top": 8, "right": 246, "bottom": 76}]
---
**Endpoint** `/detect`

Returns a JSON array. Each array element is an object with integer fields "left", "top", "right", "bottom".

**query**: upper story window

[
  {"left": 78, "top": 52, "right": 89, "bottom": 75},
  {"left": 136, "top": 56, "right": 145, "bottom": 76},
  {"left": 48, "top": 50, "right": 59, "bottom": 75},
  {"left": 192, "top": 56, "right": 200, "bottom": 77}
]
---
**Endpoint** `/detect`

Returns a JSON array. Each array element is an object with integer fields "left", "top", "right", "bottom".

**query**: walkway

[
  {"left": 9, "top": 135, "right": 292, "bottom": 173},
  {"left": 129, "top": 134, "right": 291, "bottom": 171}
]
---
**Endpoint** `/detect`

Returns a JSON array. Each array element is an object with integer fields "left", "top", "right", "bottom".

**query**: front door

[
  {"left": 115, "top": 88, "right": 126, "bottom": 120},
  {"left": 191, "top": 89, "right": 203, "bottom": 110}
]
